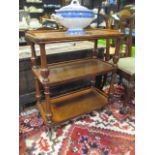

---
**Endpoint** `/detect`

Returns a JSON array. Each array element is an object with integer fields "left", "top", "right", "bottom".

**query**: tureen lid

[{"left": 56, "top": 0, "right": 92, "bottom": 12}]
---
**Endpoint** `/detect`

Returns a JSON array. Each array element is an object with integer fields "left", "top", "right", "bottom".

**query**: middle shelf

[{"left": 33, "top": 58, "right": 114, "bottom": 86}]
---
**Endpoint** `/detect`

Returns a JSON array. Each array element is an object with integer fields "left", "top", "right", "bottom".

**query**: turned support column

[
  {"left": 30, "top": 43, "right": 42, "bottom": 104},
  {"left": 92, "top": 39, "right": 98, "bottom": 58},
  {"left": 91, "top": 39, "right": 98, "bottom": 87},
  {"left": 39, "top": 44, "right": 52, "bottom": 132},
  {"left": 99, "top": 37, "right": 110, "bottom": 89},
  {"left": 105, "top": 38, "right": 110, "bottom": 61},
  {"left": 108, "top": 38, "right": 121, "bottom": 103},
  {"left": 44, "top": 84, "right": 52, "bottom": 140},
  {"left": 40, "top": 44, "right": 49, "bottom": 83},
  {"left": 44, "top": 85, "right": 52, "bottom": 125},
  {"left": 35, "top": 77, "right": 42, "bottom": 104},
  {"left": 30, "top": 43, "right": 37, "bottom": 69}
]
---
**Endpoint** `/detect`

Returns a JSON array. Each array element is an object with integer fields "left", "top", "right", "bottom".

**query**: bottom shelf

[{"left": 38, "top": 87, "right": 108, "bottom": 124}]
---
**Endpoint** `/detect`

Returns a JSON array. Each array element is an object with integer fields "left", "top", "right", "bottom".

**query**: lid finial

[{"left": 71, "top": 0, "right": 80, "bottom": 5}]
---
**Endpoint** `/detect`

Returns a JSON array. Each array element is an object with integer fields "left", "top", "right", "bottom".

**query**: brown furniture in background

[
  {"left": 105, "top": 9, "right": 135, "bottom": 114},
  {"left": 25, "top": 28, "right": 123, "bottom": 139}
]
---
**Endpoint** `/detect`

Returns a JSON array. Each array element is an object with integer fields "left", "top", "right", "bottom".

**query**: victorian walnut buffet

[{"left": 25, "top": 28, "right": 123, "bottom": 139}]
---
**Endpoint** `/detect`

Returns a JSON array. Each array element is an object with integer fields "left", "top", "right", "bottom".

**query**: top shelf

[{"left": 25, "top": 28, "right": 124, "bottom": 44}]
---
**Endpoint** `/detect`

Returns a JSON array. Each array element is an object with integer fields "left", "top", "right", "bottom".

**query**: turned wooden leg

[
  {"left": 44, "top": 85, "right": 52, "bottom": 140},
  {"left": 91, "top": 39, "right": 102, "bottom": 88},
  {"left": 35, "top": 77, "right": 42, "bottom": 104},
  {"left": 30, "top": 43, "right": 38, "bottom": 69},
  {"left": 30, "top": 43, "right": 41, "bottom": 105},
  {"left": 92, "top": 39, "right": 98, "bottom": 87},
  {"left": 39, "top": 43, "right": 52, "bottom": 140},
  {"left": 108, "top": 38, "right": 121, "bottom": 103},
  {"left": 40, "top": 44, "right": 49, "bottom": 83},
  {"left": 120, "top": 81, "right": 134, "bottom": 114},
  {"left": 35, "top": 77, "right": 44, "bottom": 119},
  {"left": 92, "top": 39, "right": 98, "bottom": 58},
  {"left": 105, "top": 38, "right": 110, "bottom": 61},
  {"left": 108, "top": 71, "right": 116, "bottom": 103},
  {"left": 44, "top": 85, "right": 52, "bottom": 124}
]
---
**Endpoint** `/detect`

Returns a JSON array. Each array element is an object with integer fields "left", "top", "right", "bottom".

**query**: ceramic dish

[{"left": 52, "top": 0, "right": 95, "bottom": 35}]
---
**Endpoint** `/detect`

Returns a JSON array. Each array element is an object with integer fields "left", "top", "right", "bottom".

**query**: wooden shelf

[
  {"left": 38, "top": 87, "right": 108, "bottom": 124},
  {"left": 25, "top": 28, "right": 124, "bottom": 44},
  {"left": 32, "top": 58, "right": 114, "bottom": 86}
]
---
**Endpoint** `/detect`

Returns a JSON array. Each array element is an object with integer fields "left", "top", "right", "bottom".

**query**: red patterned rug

[
  {"left": 60, "top": 124, "right": 134, "bottom": 155},
  {"left": 19, "top": 105, "right": 135, "bottom": 155}
]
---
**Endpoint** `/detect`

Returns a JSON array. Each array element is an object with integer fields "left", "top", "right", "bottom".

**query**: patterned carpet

[{"left": 19, "top": 85, "right": 135, "bottom": 155}]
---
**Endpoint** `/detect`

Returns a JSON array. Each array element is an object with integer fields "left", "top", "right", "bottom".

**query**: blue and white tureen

[{"left": 52, "top": 0, "right": 95, "bottom": 35}]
